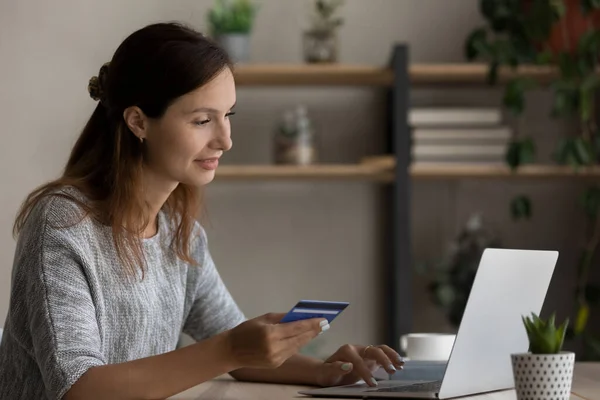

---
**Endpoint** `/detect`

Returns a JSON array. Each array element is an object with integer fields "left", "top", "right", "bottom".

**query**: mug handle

[{"left": 400, "top": 334, "right": 408, "bottom": 354}]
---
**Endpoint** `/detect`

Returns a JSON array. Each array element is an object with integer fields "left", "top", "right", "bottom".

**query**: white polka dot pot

[{"left": 511, "top": 351, "right": 575, "bottom": 400}]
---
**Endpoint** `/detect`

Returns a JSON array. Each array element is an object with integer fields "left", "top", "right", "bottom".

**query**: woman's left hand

[{"left": 314, "top": 344, "right": 404, "bottom": 388}]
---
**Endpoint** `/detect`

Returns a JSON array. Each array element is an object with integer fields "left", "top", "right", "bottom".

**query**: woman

[{"left": 0, "top": 22, "right": 404, "bottom": 400}]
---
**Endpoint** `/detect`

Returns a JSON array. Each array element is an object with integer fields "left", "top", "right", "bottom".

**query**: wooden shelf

[
  {"left": 233, "top": 64, "right": 393, "bottom": 86},
  {"left": 232, "top": 63, "right": 581, "bottom": 86},
  {"left": 214, "top": 162, "right": 600, "bottom": 181},
  {"left": 362, "top": 156, "right": 600, "bottom": 179},
  {"left": 411, "top": 164, "right": 600, "bottom": 179},
  {"left": 215, "top": 164, "right": 393, "bottom": 181},
  {"left": 409, "top": 64, "right": 566, "bottom": 85}
]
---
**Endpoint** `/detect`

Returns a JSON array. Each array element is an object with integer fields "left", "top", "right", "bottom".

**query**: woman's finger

[
  {"left": 375, "top": 344, "right": 405, "bottom": 369},
  {"left": 363, "top": 346, "right": 397, "bottom": 374},
  {"left": 276, "top": 318, "right": 328, "bottom": 339},
  {"left": 339, "top": 345, "right": 379, "bottom": 387}
]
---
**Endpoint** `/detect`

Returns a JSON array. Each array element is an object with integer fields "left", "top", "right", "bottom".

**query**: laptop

[{"left": 299, "top": 248, "right": 559, "bottom": 399}]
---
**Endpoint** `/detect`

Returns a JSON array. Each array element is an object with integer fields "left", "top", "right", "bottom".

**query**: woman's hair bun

[{"left": 87, "top": 62, "right": 110, "bottom": 104}]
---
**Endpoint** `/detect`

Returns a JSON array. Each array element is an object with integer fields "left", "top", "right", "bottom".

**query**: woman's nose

[{"left": 212, "top": 122, "right": 232, "bottom": 152}]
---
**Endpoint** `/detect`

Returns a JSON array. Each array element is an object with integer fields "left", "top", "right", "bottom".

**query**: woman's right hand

[{"left": 224, "top": 313, "right": 329, "bottom": 369}]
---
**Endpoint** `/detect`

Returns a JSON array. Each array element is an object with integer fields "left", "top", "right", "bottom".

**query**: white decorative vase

[
  {"left": 511, "top": 351, "right": 575, "bottom": 400},
  {"left": 216, "top": 33, "right": 251, "bottom": 63}
]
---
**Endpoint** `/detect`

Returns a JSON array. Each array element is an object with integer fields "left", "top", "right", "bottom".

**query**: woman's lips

[{"left": 195, "top": 158, "right": 219, "bottom": 170}]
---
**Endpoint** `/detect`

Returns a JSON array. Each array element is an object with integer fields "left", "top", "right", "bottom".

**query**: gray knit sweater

[{"left": 0, "top": 189, "right": 246, "bottom": 399}]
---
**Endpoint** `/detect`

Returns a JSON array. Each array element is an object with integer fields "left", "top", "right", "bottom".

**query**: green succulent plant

[
  {"left": 308, "top": 0, "right": 344, "bottom": 33},
  {"left": 522, "top": 312, "right": 569, "bottom": 354},
  {"left": 207, "top": 0, "right": 258, "bottom": 36}
]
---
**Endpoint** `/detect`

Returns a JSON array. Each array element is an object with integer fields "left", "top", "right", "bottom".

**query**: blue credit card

[{"left": 279, "top": 300, "right": 349, "bottom": 324}]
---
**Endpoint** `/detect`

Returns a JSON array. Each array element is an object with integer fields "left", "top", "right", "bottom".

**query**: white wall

[{"left": 0, "top": 0, "right": 587, "bottom": 358}]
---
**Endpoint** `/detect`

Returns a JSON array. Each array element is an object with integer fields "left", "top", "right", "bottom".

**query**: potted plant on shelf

[
  {"left": 303, "top": 0, "right": 345, "bottom": 63},
  {"left": 464, "top": 0, "right": 600, "bottom": 361},
  {"left": 422, "top": 213, "right": 502, "bottom": 329},
  {"left": 207, "top": 0, "right": 258, "bottom": 63},
  {"left": 511, "top": 312, "right": 574, "bottom": 400}
]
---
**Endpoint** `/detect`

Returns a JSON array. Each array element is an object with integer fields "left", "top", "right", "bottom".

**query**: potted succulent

[
  {"left": 511, "top": 312, "right": 574, "bottom": 400},
  {"left": 207, "top": 0, "right": 258, "bottom": 63},
  {"left": 303, "top": 0, "right": 345, "bottom": 63}
]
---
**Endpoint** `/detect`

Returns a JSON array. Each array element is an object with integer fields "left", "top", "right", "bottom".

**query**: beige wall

[{"left": 0, "top": 0, "right": 587, "bottom": 359}]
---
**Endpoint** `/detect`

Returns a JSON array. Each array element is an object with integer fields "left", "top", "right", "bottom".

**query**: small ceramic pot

[
  {"left": 510, "top": 351, "right": 575, "bottom": 400},
  {"left": 216, "top": 33, "right": 250, "bottom": 63}
]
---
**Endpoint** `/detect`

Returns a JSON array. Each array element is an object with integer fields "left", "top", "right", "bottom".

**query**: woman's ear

[{"left": 123, "top": 106, "right": 148, "bottom": 141}]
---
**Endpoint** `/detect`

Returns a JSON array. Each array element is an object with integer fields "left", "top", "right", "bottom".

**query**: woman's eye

[
  {"left": 225, "top": 112, "right": 236, "bottom": 118},
  {"left": 195, "top": 119, "right": 211, "bottom": 126}
]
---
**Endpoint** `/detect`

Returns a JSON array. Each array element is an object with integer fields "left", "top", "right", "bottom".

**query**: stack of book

[{"left": 409, "top": 108, "right": 511, "bottom": 165}]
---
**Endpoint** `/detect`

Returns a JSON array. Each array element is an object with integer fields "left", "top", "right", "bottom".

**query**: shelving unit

[
  {"left": 216, "top": 163, "right": 600, "bottom": 181},
  {"left": 216, "top": 164, "right": 393, "bottom": 181},
  {"left": 233, "top": 62, "right": 575, "bottom": 87},
  {"left": 224, "top": 46, "right": 598, "bottom": 352}
]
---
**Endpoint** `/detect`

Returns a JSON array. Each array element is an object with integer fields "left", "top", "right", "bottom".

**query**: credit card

[{"left": 279, "top": 300, "right": 349, "bottom": 324}]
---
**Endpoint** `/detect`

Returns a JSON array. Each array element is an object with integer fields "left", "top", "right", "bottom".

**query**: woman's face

[{"left": 141, "top": 67, "right": 236, "bottom": 187}]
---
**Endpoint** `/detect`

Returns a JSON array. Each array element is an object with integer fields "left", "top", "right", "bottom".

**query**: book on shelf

[
  {"left": 413, "top": 143, "right": 506, "bottom": 158},
  {"left": 409, "top": 107, "right": 502, "bottom": 127},
  {"left": 412, "top": 127, "right": 511, "bottom": 144}
]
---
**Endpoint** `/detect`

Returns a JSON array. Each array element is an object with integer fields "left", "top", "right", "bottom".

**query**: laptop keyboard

[{"left": 373, "top": 380, "right": 442, "bottom": 393}]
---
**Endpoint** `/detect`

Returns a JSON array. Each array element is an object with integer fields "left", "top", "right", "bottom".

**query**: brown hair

[{"left": 13, "top": 22, "right": 233, "bottom": 275}]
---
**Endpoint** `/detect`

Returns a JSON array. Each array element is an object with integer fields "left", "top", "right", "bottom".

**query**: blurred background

[{"left": 1, "top": 0, "right": 599, "bottom": 361}]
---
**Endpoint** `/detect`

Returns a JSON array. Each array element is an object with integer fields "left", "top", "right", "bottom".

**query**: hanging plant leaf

[
  {"left": 551, "top": 80, "right": 579, "bottom": 117},
  {"left": 519, "top": 137, "right": 536, "bottom": 164},
  {"left": 506, "top": 140, "right": 521, "bottom": 169},
  {"left": 536, "top": 50, "right": 554, "bottom": 65},
  {"left": 479, "top": 0, "right": 514, "bottom": 32},
  {"left": 581, "top": 0, "right": 600, "bottom": 14},
  {"left": 487, "top": 61, "right": 499, "bottom": 85},
  {"left": 550, "top": 0, "right": 567, "bottom": 17},
  {"left": 503, "top": 77, "right": 537, "bottom": 116},
  {"left": 503, "top": 82, "right": 525, "bottom": 115},
  {"left": 436, "top": 284, "right": 456, "bottom": 308},
  {"left": 558, "top": 52, "right": 579, "bottom": 81},
  {"left": 575, "top": 303, "right": 590, "bottom": 334},
  {"left": 465, "top": 27, "right": 491, "bottom": 61},
  {"left": 554, "top": 137, "right": 575, "bottom": 164},
  {"left": 574, "top": 137, "right": 595, "bottom": 165},
  {"left": 510, "top": 195, "right": 532, "bottom": 220},
  {"left": 523, "top": 0, "right": 556, "bottom": 40},
  {"left": 578, "top": 30, "right": 600, "bottom": 64},
  {"left": 480, "top": 0, "right": 497, "bottom": 22},
  {"left": 557, "top": 137, "right": 596, "bottom": 167},
  {"left": 579, "top": 186, "right": 600, "bottom": 219},
  {"left": 505, "top": 137, "right": 536, "bottom": 169},
  {"left": 580, "top": 74, "right": 600, "bottom": 122}
]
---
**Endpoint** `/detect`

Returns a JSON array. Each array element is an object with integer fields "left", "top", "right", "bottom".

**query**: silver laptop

[{"left": 299, "top": 248, "right": 559, "bottom": 399}]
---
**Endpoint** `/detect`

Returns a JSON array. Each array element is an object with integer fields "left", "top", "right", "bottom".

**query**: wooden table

[{"left": 170, "top": 363, "right": 599, "bottom": 400}]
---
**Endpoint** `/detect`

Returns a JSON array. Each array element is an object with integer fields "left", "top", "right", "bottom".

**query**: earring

[{"left": 139, "top": 137, "right": 144, "bottom": 144}]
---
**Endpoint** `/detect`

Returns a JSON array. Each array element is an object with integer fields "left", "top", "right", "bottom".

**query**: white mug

[{"left": 400, "top": 333, "right": 456, "bottom": 361}]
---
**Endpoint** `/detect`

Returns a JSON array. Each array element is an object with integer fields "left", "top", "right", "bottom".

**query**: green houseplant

[
  {"left": 511, "top": 313, "right": 574, "bottom": 400},
  {"left": 464, "top": 0, "right": 600, "bottom": 360},
  {"left": 207, "top": 0, "right": 258, "bottom": 63},
  {"left": 425, "top": 214, "right": 502, "bottom": 329},
  {"left": 303, "top": 0, "right": 345, "bottom": 63}
]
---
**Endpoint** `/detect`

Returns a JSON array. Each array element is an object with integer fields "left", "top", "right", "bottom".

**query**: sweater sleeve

[
  {"left": 182, "top": 226, "right": 246, "bottom": 341},
  {"left": 14, "top": 199, "right": 106, "bottom": 399}
]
